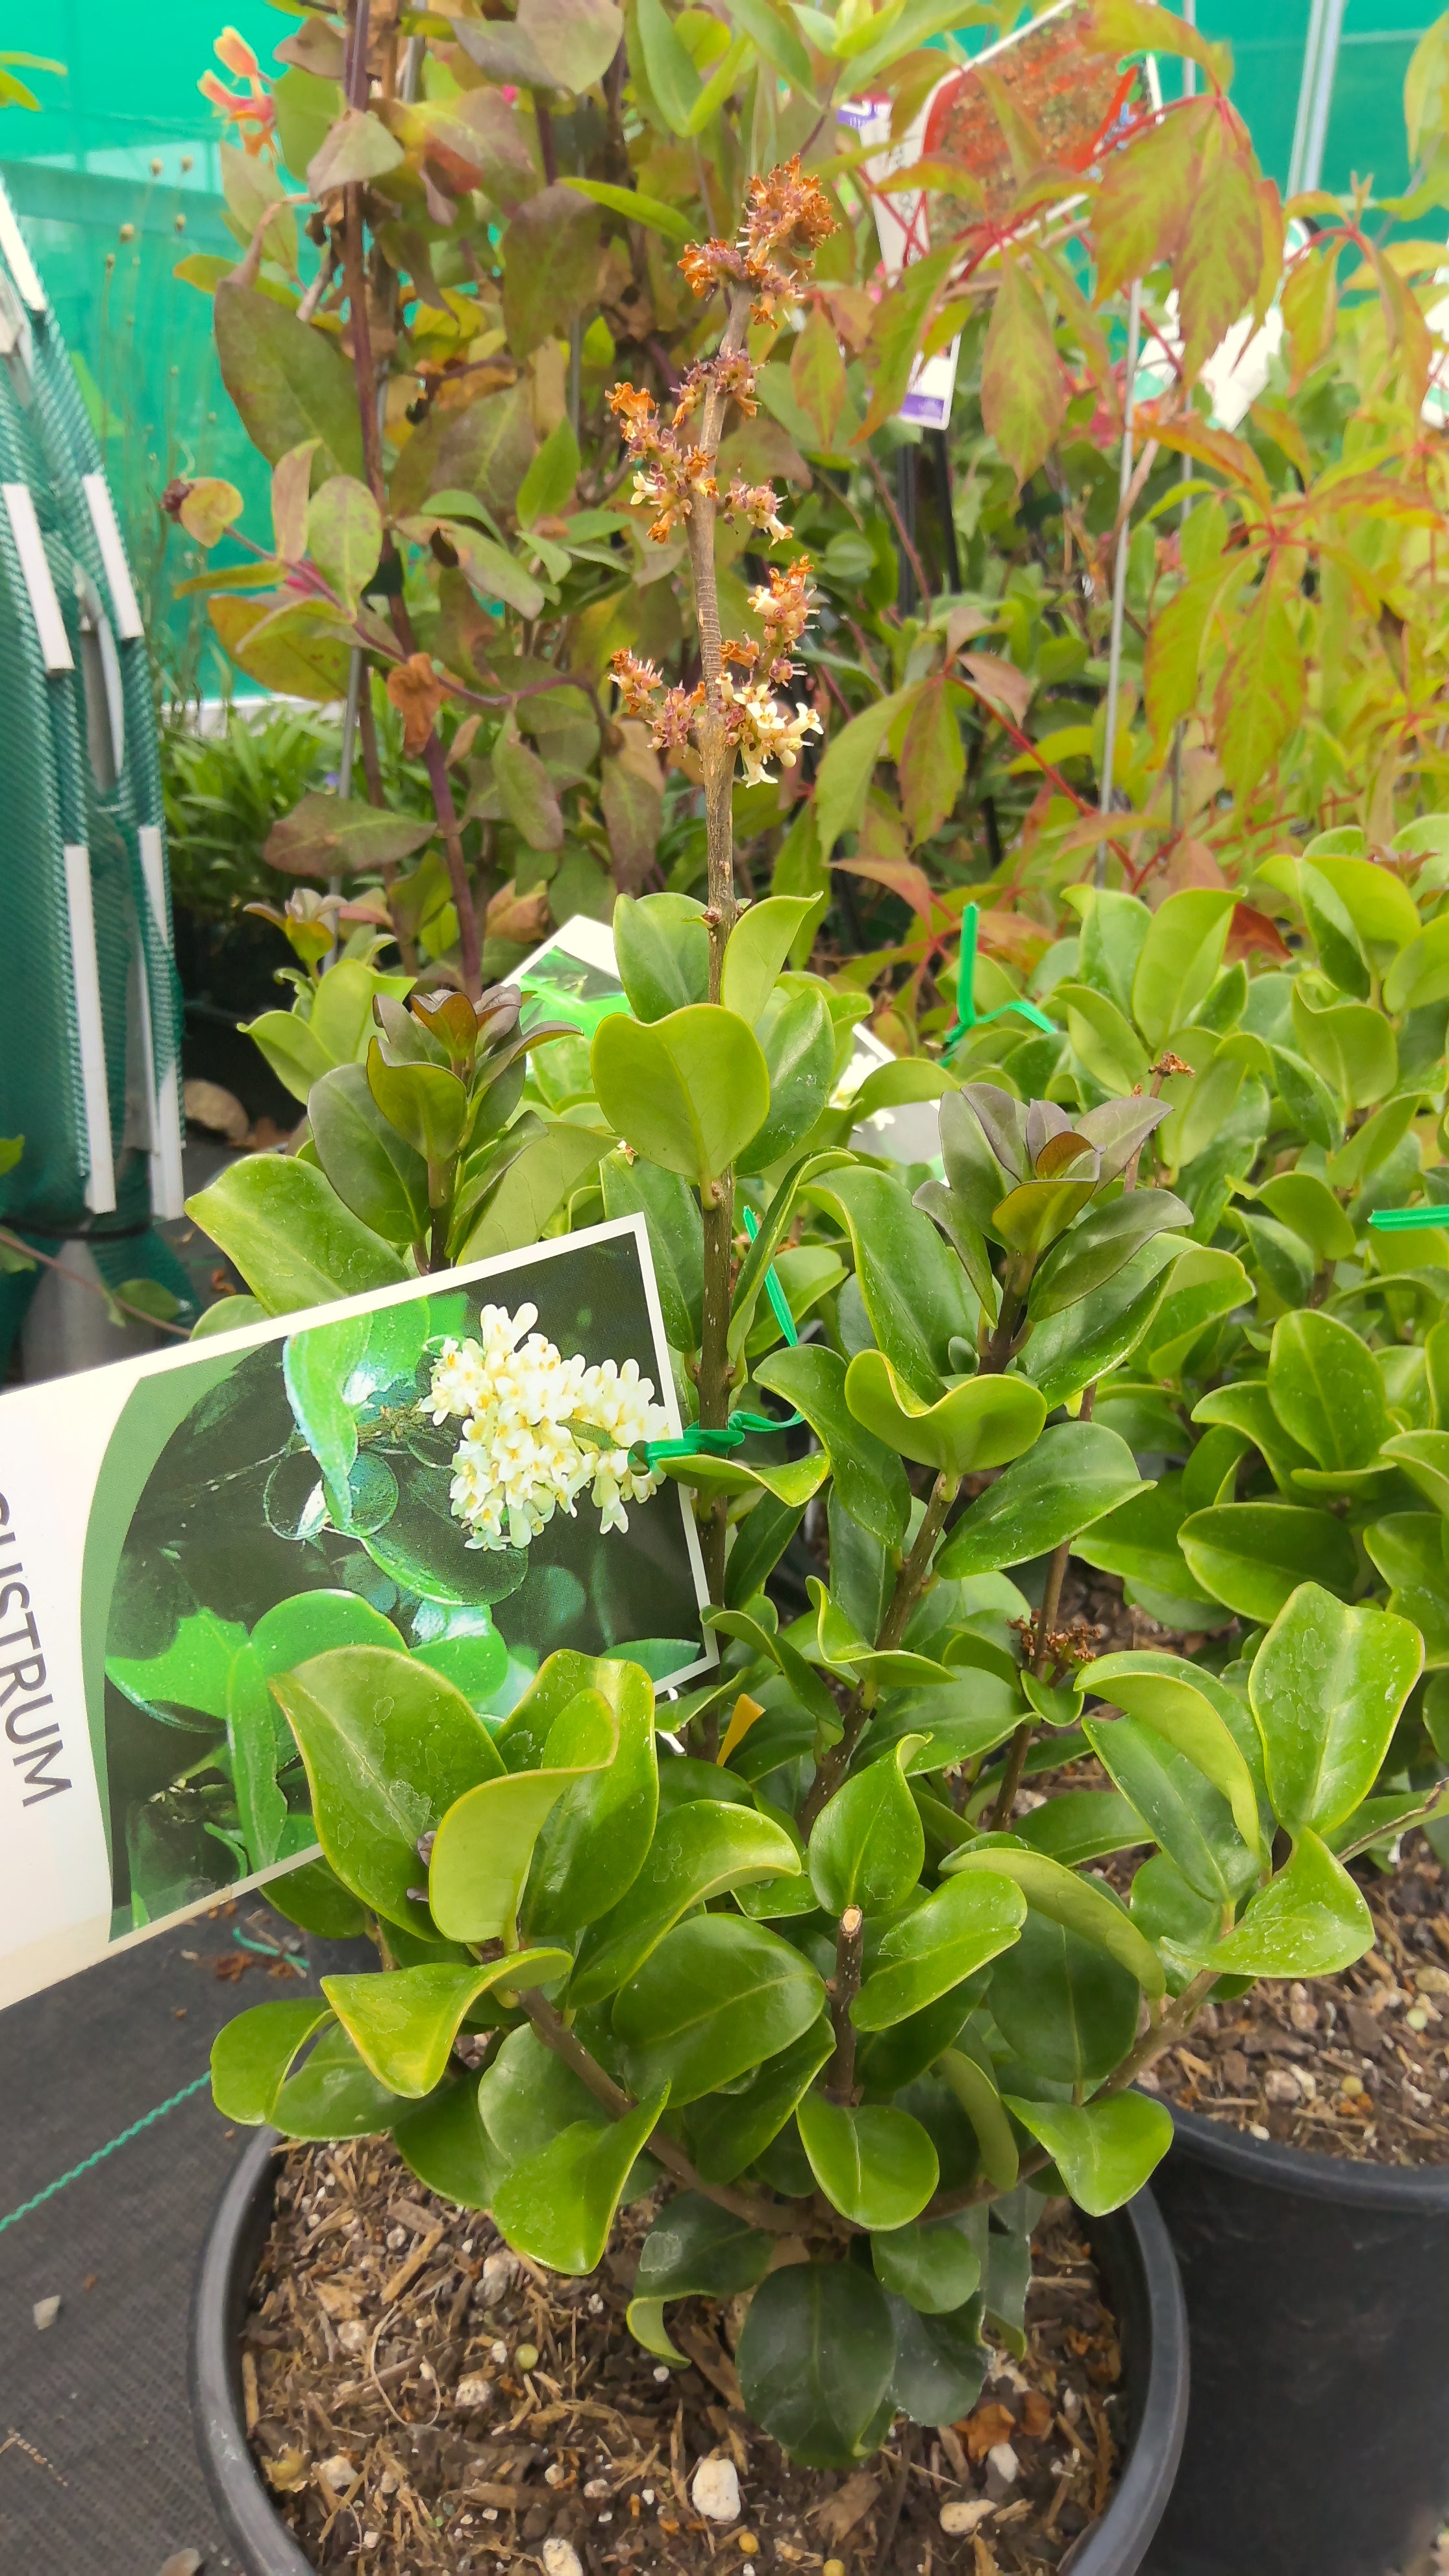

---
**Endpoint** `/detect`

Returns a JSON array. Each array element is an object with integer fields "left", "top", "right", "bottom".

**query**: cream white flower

[
  {"left": 719, "top": 672, "right": 822, "bottom": 786},
  {"left": 423, "top": 1308, "right": 670, "bottom": 1552}
]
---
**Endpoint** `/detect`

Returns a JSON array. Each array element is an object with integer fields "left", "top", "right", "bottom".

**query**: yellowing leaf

[{"left": 981, "top": 256, "right": 1065, "bottom": 488}]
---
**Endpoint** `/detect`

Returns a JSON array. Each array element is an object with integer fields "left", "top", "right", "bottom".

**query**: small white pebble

[
  {"left": 481, "top": 2251, "right": 518, "bottom": 2302},
  {"left": 32, "top": 2297, "right": 60, "bottom": 2331},
  {"left": 588, "top": 2292, "right": 605, "bottom": 2314},
  {"left": 599, "top": 2512, "right": 613, "bottom": 2525},
  {"left": 642, "top": 2488, "right": 655, "bottom": 2505},
  {"left": 419, "top": 2359, "right": 436, "bottom": 2380},
  {"left": 1061, "top": 2387, "right": 1082, "bottom": 2425},
  {"left": 482, "top": 2508, "right": 497, "bottom": 2521},
  {"left": 337, "top": 2319, "right": 367, "bottom": 2355},
  {"left": 489, "top": 2339, "right": 508, "bottom": 2368},
  {"left": 362, "top": 2536, "right": 380, "bottom": 2553},
  {"left": 542, "top": 2540, "right": 583, "bottom": 2576},
  {"left": 317, "top": 2453, "right": 356, "bottom": 2491},
  {"left": 545, "top": 2462, "right": 567, "bottom": 2488},
  {"left": 693, "top": 2455, "right": 741, "bottom": 2523},
  {"left": 986, "top": 2442, "right": 1019, "bottom": 2486},
  {"left": 584, "top": 2477, "right": 612, "bottom": 2499},
  {"left": 455, "top": 2373, "right": 493, "bottom": 2409},
  {"left": 386, "top": 2226, "right": 406, "bottom": 2250},
  {"left": 462, "top": 2238, "right": 474, "bottom": 2255},
  {"left": 652, "top": 2364, "right": 671, "bottom": 2381},
  {"left": 379, "top": 2473, "right": 399, "bottom": 2496},
  {"left": 940, "top": 2500, "right": 995, "bottom": 2537},
  {"left": 1248, "top": 2122, "right": 1270, "bottom": 2140}
]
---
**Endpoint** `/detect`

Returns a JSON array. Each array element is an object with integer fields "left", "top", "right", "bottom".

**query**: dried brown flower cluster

[
  {"left": 678, "top": 155, "right": 836, "bottom": 319},
  {"left": 612, "top": 554, "right": 822, "bottom": 787},
  {"left": 606, "top": 375, "right": 787, "bottom": 546}
]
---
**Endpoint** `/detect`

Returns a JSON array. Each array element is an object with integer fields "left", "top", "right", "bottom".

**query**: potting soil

[{"left": 243, "top": 2144, "right": 1125, "bottom": 2575}]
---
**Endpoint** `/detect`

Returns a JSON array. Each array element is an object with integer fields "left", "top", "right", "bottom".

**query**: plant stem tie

[
  {"left": 0, "top": 2074, "right": 212, "bottom": 2236},
  {"left": 636, "top": 1208, "right": 804, "bottom": 1465},
  {"left": 1367, "top": 1205, "right": 1449, "bottom": 1230},
  {"left": 941, "top": 900, "right": 1056, "bottom": 1060}
]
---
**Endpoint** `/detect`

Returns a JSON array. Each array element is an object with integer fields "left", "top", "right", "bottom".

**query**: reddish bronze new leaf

[
  {"left": 981, "top": 255, "right": 1065, "bottom": 488},
  {"left": 896, "top": 674, "right": 968, "bottom": 849},
  {"left": 1175, "top": 113, "right": 1274, "bottom": 377}
]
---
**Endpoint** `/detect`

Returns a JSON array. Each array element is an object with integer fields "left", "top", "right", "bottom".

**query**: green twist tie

[
  {"left": 1368, "top": 1206, "right": 1449, "bottom": 1231},
  {"left": 941, "top": 900, "right": 1055, "bottom": 1060},
  {"left": 637, "top": 1206, "right": 804, "bottom": 1464}
]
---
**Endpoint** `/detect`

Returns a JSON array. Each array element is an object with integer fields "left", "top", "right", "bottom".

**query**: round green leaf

[
  {"left": 845, "top": 1350, "right": 1046, "bottom": 1477},
  {"left": 736, "top": 2261, "right": 896, "bottom": 2469},
  {"left": 429, "top": 1685, "right": 617, "bottom": 1943},
  {"left": 736, "top": 985, "right": 835, "bottom": 1175},
  {"left": 591, "top": 1004, "right": 769, "bottom": 1186},
  {"left": 1177, "top": 1502, "right": 1357, "bottom": 1623},
  {"left": 1267, "top": 1309, "right": 1393, "bottom": 1474},
  {"left": 186, "top": 1155, "right": 409, "bottom": 1314},
  {"left": 796, "top": 2092, "right": 939, "bottom": 2229},
  {"left": 755, "top": 1343, "right": 910, "bottom": 1546},
  {"left": 989, "top": 1910, "right": 1141, "bottom": 2087},
  {"left": 612, "top": 1916, "right": 827, "bottom": 2106},
  {"left": 492, "top": 2087, "right": 665, "bottom": 2276},
  {"left": 871, "top": 2211, "right": 982, "bottom": 2314},
  {"left": 211, "top": 1996, "right": 334, "bottom": 2124},
  {"left": 1002, "top": 2092, "right": 1172, "bottom": 2216},
  {"left": 1248, "top": 1581, "right": 1422, "bottom": 1836},
  {"left": 1185, "top": 1827, "right": 1373, "bottom": 1977},
  {"left": 393, "top": 2074, "right": 506, "bottom": 2207},
  {"left": 941, "top": 1846, "right": 1165, "bottom": 1996},
  {"left": 851, "top": 1871, "right": 1027, "bottom": 2031},
  {"left": 322, "top": 1951, "right": 571, "bottom": 2097}
]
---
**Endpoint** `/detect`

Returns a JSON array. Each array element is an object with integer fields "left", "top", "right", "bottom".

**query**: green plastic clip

[
  {"left": 637, "top": 1207, "right": 804, "bottom": 1465},
  {"left": 941, "top": 900, "right": 1055, "bottom": 1061},
  {"left": 1367, "top": 1206, "right": 1449, "bottom": 1232}
]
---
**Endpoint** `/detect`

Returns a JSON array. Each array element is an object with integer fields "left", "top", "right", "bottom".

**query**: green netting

[{"left": 0, "top": 196, "right": 193, "bottom": 1354}]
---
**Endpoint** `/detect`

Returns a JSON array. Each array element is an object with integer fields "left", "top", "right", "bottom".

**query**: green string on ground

[{"left": 0, "top": 2074, "right": 212, "bottom": 2236}]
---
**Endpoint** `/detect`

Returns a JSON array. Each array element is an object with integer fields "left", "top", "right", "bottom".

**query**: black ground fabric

[{"left": 0, "top": 1907, "right": 300, "bottom": 2573}]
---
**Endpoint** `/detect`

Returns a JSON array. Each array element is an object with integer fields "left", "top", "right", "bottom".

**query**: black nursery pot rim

[
  {"left": 1167, "top": 2097, "right": 1449, "bottom": 2210},
  {"left": 192, "top": 2129, "right": 1189, "bottom": 2576}
]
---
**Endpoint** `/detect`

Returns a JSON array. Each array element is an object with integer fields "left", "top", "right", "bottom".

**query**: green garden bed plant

[{"left": 195, "top": 131, "right": 1449, "bottom": 2483}]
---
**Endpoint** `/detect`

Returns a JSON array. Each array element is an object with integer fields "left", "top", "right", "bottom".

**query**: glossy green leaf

[
  {"left": 737, "top": 986, "right": 836, "bottom": 1175},
  {"left": 601, "top": 1148, "right": 702, "bottom": 1350},
  {"left": 272, "top": 1647, "right": 505, "bottom": 1935},
  {"left": 612, "top": 892, "right": 709, "bottom": 1022},
  {"left": 1187, "top": 1828, "right": 1373, "bottom": 1977},
  {"left": 941, "top": 1846, "right": 1165, "bottom": 1995},
  {"left": 323, "top": 1951, "right": 570, "bottom": 2098},
  {"left": 522, "top": 1659, "right": 658, "bottom": 1938},
  {"left": 1363, "top": 1513, "right": 1449, "bottom": 1665},
  {"left": 686, "top": 2021, "right": 835, "bottom": 2184},
  {"left": 1016, "top": 1789, "right": 1150, "bottom": 1867},
  {"left": 478, "top": 2024, "right": 608, "bottom": 2165},
  {"left": 871, "top": 2209, "right": 982, "bottom": 2314},
  {"left": 736, "top": 2262, "right": 896, "bottom": 2470},
  {"left": 271, "top": 2021, "right": 402, "bottom": 2141},
  {"left": 1075, "top": 1650, "right": 1263, "bottom": 1859},
  {"left": 1057, "top": 981, "right": 1150, "bottom": 1093},
  {"left": 1072, "top": 1474, "right": 1216, "bottom": 1607},
  {"left": 1131, "top": 887, "right": 1237, "bottom": 1051},
  {"left": 988, "top": 1910, "right": 1141, "bottom": 2087},
  {"left": 1248, "top": 1582, "right": 1422, "bottom": 1836},
  {"left": 266, "top": 1853, "right": 367, "bottom": 1940},
  {"left": 627, "top": 2194, "right": 776, "bottom": 2363},
  {"left": 309, "top": 1062, "right": 431, "bottom": 1244},
  {"left": 211, "top": 1996, "right": 334, "bottom": 2124},
  {"left": 1178, "top": 1502, "right": 1358, "bottom": 1622},
  {"left": 612, "top": 1916, "right": 826, "bottom": 2105},
  {"left": 851, "top": 1871, "right": 1026, "bottom": 2031},
  {"left": 187, "top": 1156, "right": 408, "bottom": 1313},
  {"left": 722, "top": 897, "right": 825, "bottom": 1025},
  {"left": 1267, "top": 1309, "right": 1393, "bottom": 1473},
  {"left": 492, "top": 2088, "right": 665, "bottom": 2275},
  {"left": 428, "top": 1685, "right": 617, "bottom": 1942},
  {"left": 803, "top": 1165, "right": 977, "bottom": 1400},
  {"left": 591, "top": 1004, "right": 769, "bottom": 1186},
  {"left": 1004, "top": 2092, "right": 1173, "bottom": 2216},
  {"left": 937, "top": 1423, "right": 1146, "bottom": 1578},
  {"left": 704, "top": 1604, "right": 841, "bottom": 1737},
  {"left": 844, "top": 1350, "right": 1046, "bottom": 1477},
  {"left": 886, "top": 2289, "right": 989, "bottom": 2427},
  {"left": 366, "top": 1042, "right": 468, "bottom": 1165},
  {"left": 1381, "top": 1429, "right": 1449, "bottom": 1515},
  {"left": 1028, "top": 1189, "right": 1191, "bottom": 1320},
  {"left": 935, "top": 2047, "right": 1019, "bottom": 2190},
  {"left": 755, "top": 1344, "right": 910, "bottom": 1546},
  {"left": 1018, "top": 1235, "right": 1185, "bottom": 1408},
  {"left": 809, "top": 1736, "right": 925, "bottom": 1914},
  {"left": 1191, "top": 1380, "right": 1315, "bottom": 1496},
  {"left": 1141, "top": 1246, "right": 1252, "bottom": 1380},
  {"left": 454, "top": 1121, "right": 606, "bottom": 1261},
  {"left": 1291, "top": 982, "right": 1397, "bottom": 1109},
  {"left": 797, "top": 2091, "right": 939, "bottom": 2229},
  {"left": 1257, "top": 1169, "right": 1357, "bottom": 1264},
  {"left": 571, "top": 1799, "right": 802, "bottom": 2003},
  {"left": 1084, "top": 1714, "right": 1254, "bottom": 1906},
  {"left": 393, "top": 2074, "right": 505, "bottom": 2207}
]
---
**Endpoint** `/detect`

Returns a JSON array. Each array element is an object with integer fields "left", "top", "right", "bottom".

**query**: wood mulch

[
  {"left": 242, "top": 2155, "right": 1128, "bottom": 2576},
  {"left": 1141, "top": 1835, "right": 1449, "bottom": 2165}
]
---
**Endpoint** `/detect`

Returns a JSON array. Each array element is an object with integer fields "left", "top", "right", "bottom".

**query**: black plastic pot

[
  {"left": 192, "top": 2129, "right": 1187, "bottom": 2576},
  {"left": 1145, "top": 2103, "right": 1449, "bottom": 2576}
]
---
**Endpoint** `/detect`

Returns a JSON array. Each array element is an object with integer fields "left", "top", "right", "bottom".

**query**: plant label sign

[{"left": 0, "top": 1216, "right": 713, "bottom": 2010}]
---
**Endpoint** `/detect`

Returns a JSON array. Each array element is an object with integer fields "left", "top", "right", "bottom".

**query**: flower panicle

[
  {"left": 678, "top": 156, "right": 836, "bottom": 320},
  {"left": 425, "top": 1311, "right": 671, "bottom": 1552}
]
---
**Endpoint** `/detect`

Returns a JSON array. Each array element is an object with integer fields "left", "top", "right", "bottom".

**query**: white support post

[
  {"left": 3, "top": 482, "right": 73, "bottom": 673},
  {"left": 80, "top": 473, "right": 144, "bottom": 643},
  {"left": 137, "top": 825, "right": 186, "bottom": 1220},
  {"left": 62, "top": 847, "right": 118, "bottom": 1216}
]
